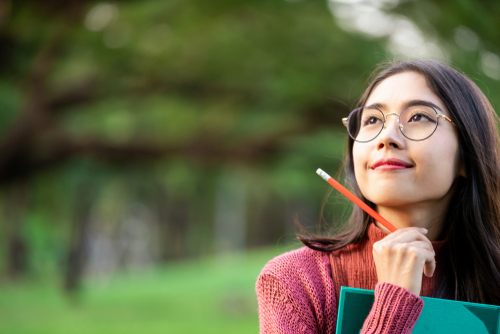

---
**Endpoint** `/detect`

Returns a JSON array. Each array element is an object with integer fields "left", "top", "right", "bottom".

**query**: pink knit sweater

[{"left": 256, "top": 223, "right": 444, "bottom": 333}]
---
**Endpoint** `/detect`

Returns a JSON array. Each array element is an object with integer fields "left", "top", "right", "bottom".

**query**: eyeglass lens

[{"left": 347, "top": 106, "right": 439, "bottom": 142}]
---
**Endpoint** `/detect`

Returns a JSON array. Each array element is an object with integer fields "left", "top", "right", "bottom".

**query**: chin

[
  {"left": 369, "top": 198, "right": 413, "bottom": 207},
  {"left": 364, "top": 190, "right": 415, "bottom": 207},
  {"left": 362, "top": 178, "right": 407, "bottom": 193}
]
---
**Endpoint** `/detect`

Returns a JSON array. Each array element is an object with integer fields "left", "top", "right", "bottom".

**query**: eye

[
  {"left": 408, "top": 112, "right": 436, "bottom": 123},
  {"left": 362, "top": 115, "right": 383, "bottom": 126}
]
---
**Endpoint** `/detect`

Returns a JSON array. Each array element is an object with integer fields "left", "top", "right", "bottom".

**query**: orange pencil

[{"left": 316, "top": 168, "right": 397, "bottom": 233}]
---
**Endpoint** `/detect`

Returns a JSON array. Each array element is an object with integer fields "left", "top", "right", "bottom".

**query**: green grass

[{"left": 0, "top": 246, "right": 299, "bottom": 334}]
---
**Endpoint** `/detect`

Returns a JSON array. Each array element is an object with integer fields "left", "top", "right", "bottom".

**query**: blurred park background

[{"left": 0, "top": 0, "right": 499, "bottom": 333}]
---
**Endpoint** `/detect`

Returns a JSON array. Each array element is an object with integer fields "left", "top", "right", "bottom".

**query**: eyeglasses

[{"left": 342, "top": 105, "right": 457, "bottom": 142}]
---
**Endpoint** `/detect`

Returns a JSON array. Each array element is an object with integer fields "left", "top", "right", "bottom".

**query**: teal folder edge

[
  {"left": 336, "top": 287, "right": 374, "bottom": 333},
  {"left": 336, "top": 286, "right": 500, "bottom": 334}
]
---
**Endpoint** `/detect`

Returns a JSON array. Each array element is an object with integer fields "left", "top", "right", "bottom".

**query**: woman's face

[{"left": 353, "top": 71, "right": 463, "bottom": 207}]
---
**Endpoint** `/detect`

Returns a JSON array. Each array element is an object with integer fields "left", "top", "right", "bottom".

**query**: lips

[{"left": 371, "top": 158, "right": 414, "bottom": 170}]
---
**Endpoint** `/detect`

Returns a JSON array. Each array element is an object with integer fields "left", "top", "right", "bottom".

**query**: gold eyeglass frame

[{"left": 342, "top": 105, "right": 457, "bottom": 142}]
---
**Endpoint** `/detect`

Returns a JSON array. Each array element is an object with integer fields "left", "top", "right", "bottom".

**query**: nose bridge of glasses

[{"left": 383, "top": 112, "right": 401, "bottom": 129}]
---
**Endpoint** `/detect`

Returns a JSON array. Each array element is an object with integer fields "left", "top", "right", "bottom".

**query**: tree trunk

[
  {"left": 6, "top": 183, "right": 29, "bottom": 279},
  {"left": 64, "top": 184, "right": 93, "bottom": 295}
]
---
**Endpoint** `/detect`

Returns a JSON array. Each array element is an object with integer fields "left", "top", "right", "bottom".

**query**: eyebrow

[{"left": 366, "top": 99, "right": 443, "bottom": 112}]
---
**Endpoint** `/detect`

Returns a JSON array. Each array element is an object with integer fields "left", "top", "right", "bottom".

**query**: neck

[{"left": 374, "top": 201, "right": 448, "bottom": 241}]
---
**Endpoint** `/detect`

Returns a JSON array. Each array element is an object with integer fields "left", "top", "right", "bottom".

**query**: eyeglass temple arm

[{"left": 437, "top": 114, "right": 457, "bottom": 126}]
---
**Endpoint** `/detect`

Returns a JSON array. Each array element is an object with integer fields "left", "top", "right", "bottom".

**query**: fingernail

[
  {"left": 421, "top": 228, "right": 428, "bottom": 233},
  {"left": 433, "top": 249, "right": 435, "bottom": 255}
]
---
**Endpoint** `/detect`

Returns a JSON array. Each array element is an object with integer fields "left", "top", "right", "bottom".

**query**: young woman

[{"left": 256, "top": 60, "right": 500, "bottom": 333}]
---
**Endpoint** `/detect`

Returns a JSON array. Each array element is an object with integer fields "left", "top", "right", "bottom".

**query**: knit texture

[{"left": 256, "top": 223, "right": 444, "bottom": 334}]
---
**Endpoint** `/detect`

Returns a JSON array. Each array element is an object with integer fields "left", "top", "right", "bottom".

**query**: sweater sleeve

[
  {"left": 256, "top": 273, "right": 321, "bottom": 334},
  {"left": 361, "top": 282, "right": 424, "bottom": 334},
  {"left": 256, "top": 247, "right": 338, "bottom": 334},
  {"left": 256, "top": 248, "right": 424, "bottom": 334}
]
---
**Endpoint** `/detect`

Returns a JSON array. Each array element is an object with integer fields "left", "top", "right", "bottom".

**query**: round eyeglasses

[{"left": 342, "top": 105, "right": 457, "bottom": 142}]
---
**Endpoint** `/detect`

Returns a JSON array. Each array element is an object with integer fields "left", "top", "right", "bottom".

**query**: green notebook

[{"left": 336, "top": 287, "right": 500, "bottom": 334}]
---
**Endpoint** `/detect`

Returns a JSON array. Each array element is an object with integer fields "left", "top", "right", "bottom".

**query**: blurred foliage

[
  {"left": 0, "top": 0, "right": 498, "bottom": 306},
  {"left": 0, "top": 0, "right": 387, "bottom": 281}
]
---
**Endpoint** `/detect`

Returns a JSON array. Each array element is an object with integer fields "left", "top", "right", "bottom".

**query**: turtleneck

[
  {"left": 256, "top": 222, "right": 441, "bottom": 333},
  {"left": 329, "top": 222, "right": 442, "bottom": 304}
]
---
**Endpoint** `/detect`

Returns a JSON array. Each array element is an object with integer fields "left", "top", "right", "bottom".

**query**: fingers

[
  {"left": 373, "top": 226, "right": 437, "bottom": 294},
  {"left": 404, "top": 241, "right": 435, "bottom": 255},
  {"left": 382, "top": 226, "right": 424, "bottom": 239},
  {"left": 423, "top": 250, "right": 436, "bottom": 278},
  {"left": 400, "top": 242, "right": 435, "bottom": 278},
  {"left": 384, "top": 227, "right": 429, "bottom": 242},
  {"left": 374, "top": 229, "right": 433, "bottom": 255}
]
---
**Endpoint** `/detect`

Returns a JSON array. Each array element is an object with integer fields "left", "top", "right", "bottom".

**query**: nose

[{"left": 375, "top": 113, "right": 405, "bottom": 150}]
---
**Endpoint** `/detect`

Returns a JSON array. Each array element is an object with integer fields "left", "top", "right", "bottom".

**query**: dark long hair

[{"left": 298, "top": 60, "right": 500, "bottom": 304}]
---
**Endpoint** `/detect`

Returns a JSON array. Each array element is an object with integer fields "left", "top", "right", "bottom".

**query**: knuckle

[
  {"left": 396, "top": 243, "right": 408, "bottom": 254},
  {"left": 373, "top": 241, "right": 387, "bottom": 252},
  {"left": 408, "top": 247, "right": 420, "bottom": 258},
  {"left": 387, "top": 241, "right": 398, "bottom": 250}
]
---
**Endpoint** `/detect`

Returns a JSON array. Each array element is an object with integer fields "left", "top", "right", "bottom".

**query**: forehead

[{"left": 365, "top": 71, "right": 450, "bottom": 116}]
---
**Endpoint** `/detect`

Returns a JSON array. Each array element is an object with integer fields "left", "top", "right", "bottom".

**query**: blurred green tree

[{"left": 0, "top": 0, "right": 498, "bottom": 293}]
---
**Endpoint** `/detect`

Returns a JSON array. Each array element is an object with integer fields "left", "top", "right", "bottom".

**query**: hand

[{"left": 372, "top": 227, "right": 436, "bottom": 295}]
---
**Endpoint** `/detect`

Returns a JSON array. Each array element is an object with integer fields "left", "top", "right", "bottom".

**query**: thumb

[{"left": 423, "top": 255, "right": 436, "bottom": 278}]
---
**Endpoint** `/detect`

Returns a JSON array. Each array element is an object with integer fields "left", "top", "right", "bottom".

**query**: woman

[{"left": 256, "top": 60, "right": 500, "bottom": 333}]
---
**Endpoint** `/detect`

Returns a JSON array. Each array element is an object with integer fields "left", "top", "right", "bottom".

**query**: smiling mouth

[
  {"left": 371, "top": 158, "right": 414, "bottom": 170},
  {"left": 372, "top": 165, "right": 411, "bottom": 170}
]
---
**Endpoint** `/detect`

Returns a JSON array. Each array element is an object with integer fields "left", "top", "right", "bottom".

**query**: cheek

[
  {"left": 352, "top": 143, "right": 370, "bottom": 188},
  {"left": 352, "top": 143, "right": 364, "bottom": 176},
  {"left": 415, "top": 139, "right": 460, "bottom": 194}
]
